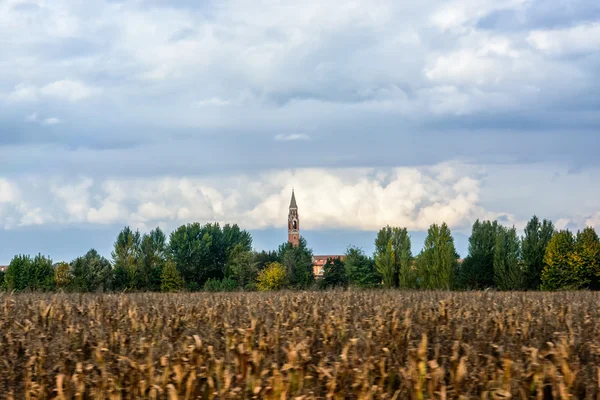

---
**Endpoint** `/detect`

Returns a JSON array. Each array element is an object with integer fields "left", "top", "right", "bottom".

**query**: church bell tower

[{"left": 288, "top": 189, "right": 300, "bottom": 247}]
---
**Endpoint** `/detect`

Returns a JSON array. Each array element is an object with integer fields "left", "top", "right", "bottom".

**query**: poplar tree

[
  {"left": 540, "top": 230, "right": 576, "bottom": 290},
  {"left": 375, "top": 240, "right": 395, "bottom": 288},
  {"left": 417, "top": 223, "right": 459, "bottom": 290},
  {"left": 493, "top": 226, "right": 524, "bottom": 290},
  {"left": 522, "top": 216, "right": 555, "bottom": 290}
]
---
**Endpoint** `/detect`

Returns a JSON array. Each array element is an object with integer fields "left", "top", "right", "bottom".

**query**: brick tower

[{"left": 288, "top": 189, "right": 300, "bottom": 247}]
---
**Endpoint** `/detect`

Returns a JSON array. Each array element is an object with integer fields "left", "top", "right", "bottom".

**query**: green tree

[
  {"left": 396, "top": 230, "right": 414, "bottom": 289},
  {"left": 344, "top": 246, "right": 380, "bottom": 287},
  {"left": 459, "top": 220, "right": 500, "bottom": 289},
  {"left": 570, "top": 227, "right": 600, "bottom": 289},
  {"left": 256, "top": 262, "right": 288, "bottom": 291},
  {"left": 278, "top": 237, "right": 314, "bottom": 288},
  {"left": 374, "top": 226, "right": 412, "bottom": 288},
  {"left": 160, "top": 259, "right": 184, "bottom": 292},
  {"left": 522, "top": 216, "right": 555, "bottom": 290},
  {"left": 253, "top": 250, "right": 280, "bottom": 270},
  {"left": 319, "top": 257, "right": 348, "bottom": 289},
  {"left": 4, "top": 255, "right": 30, "bottom": 291},
  {"left": 112, "top": 226, "right": 141, "bottom": 290},
  {"left": 417, "top": 223, "right": 459, "bottom": 290},
  {"left": 375, "top": 240, "right": 395, "bottom": 288},
  {"left": 541, "top": 230, "right": 577, "bottom": 291},
  {"left": 140, "top": 227, "right": 167, "bottom": 291},
  {"left": 227, "top": 245, "right": 258, "bottom": 287},
  {"left": 71, "top": 249, "right": 113, "bottom": 292},
  {"left": 169, "top": 222, "right": 252, "bottom": 290},
  {"left": 28, "top": 254, "right": 55, "bottom": 291},
  {"left": 493, "top": 226, "right": 524, "bottom": 290}
]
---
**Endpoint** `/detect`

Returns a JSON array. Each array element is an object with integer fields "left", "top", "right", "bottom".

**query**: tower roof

[{"left": 289, "top": 189, "right": 298, "bottom": 209}]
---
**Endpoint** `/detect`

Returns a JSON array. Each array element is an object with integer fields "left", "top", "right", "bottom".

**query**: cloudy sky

[{"left": 1, "top": 0, "right": 599, "bottom": 263}]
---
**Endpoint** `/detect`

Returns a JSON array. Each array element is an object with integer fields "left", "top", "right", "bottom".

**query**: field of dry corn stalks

[{"left": 1, "top": 290, "right": 600, "bottom": 399}]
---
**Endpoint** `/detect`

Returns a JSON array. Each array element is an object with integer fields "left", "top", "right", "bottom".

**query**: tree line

[{"left": 0, "top": 216, "right": 598, "bottom": 292}]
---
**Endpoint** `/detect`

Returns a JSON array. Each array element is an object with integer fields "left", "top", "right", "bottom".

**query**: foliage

[
  {"left": 522, "top": 216, "right": 555, "bottom": 290},
  {"left": 541, "top": 230, "right": 577, "bottom": 291},
  {"left": 169, "top": 222, "right": 252, "bottom": 290},
  {"left": 4, "top": 254, "right": 54, "bottom": 291},
  {"left": 319, "top": 257, "right": 348, "bottom": 289},
  {"left": 344, "top": 246, "right": 380, "bottom": 287},
  {"left": 459, "top": 220, "right": 500, "bottom": 289},
  {"left": 160, "top": 260, "right": 184, "bottom": 292},
  {"left": 4, "top": 255, "right": 30, "bottom": 291},
  {"left": 571, "top": 227, "right": 600, "bottom": 289},
  {"left": 139, "top": 227, "right": 167, "bottom": 291},
  {"left": 374, "top": 226, "right": 412, "bottom": 288},
  {"left": 253, "top": 250, "right": 280, "bottom": 270},
  {"left": 375, "top": 240, "right": 395, "bottom": 288},
  {"left": 278, "top": 237, "right": 314, "bottom": 288},
  {"left": 493, "top": 226, "right": 525, "bottom": 290},
  {"left": 227, "top": 246, "right": 258, "bottom": 287},
  {"left": 203, "top": 278, "right": 224, "bottom": 292},
  {"left": 540, "top": 227, "right": 600, "bottom": 291},
  {"left": 54, "top": 262, "right": 71, "bottom": 290},
  {"left": 112, "top": 226, "right": 142, "bottom": 290},
  {"left": 256, "top": 262, "right": 288, "bottom": 291},
  {"left": 71, "top": 249, "right": 113, "bottom": 292},
  {"left": 417, "top": 223, "right": 459, "bottom": 290}
]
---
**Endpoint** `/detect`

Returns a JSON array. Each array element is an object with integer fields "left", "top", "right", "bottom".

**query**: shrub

[{"left": 256, "top": 262, "right": 288, "bottom": 291}]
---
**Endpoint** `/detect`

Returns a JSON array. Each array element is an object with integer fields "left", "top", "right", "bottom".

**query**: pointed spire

[{"left": 289, "top": 188, "right": 298, "bottom": 209}]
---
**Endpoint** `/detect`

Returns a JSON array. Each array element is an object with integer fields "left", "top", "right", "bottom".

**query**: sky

[{"left": 0, "top": 0, "right": 599, "bottom": 264}]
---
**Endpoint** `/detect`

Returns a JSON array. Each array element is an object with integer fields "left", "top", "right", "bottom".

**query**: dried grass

[{"left": 1, "top": 290, "right": 600, "bottom": 399}]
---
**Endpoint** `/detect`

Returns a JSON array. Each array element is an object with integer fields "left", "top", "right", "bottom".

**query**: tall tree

[
  {"left": 493, "top": 226, "right": 524, "bottom": 290},
  {"left": 459, "top": 220, "right": 500, "bottom": 289},
  {"left": 4, "top": 255, "right": 30, "bottom": 291},
  {"left": 160, "top": 259, "right": 184, "bottom": 292},
  {"left": 278, "top": 237, "right": 314, "bottom": 288},
  {"left": 139, "top": 227, "right": 167, "bottom": 291},
  {"left": 71, "top": 249, "right": 113, "bottom": 292},
  {"left": 375, "top": 240, "right": 395, "bottom": 288},
  {"left": 374, "top": 226, "right": 412, "bottom": 288},
  {"left": 227, "top": 245, "right": 258, "bottom": 288},
  {"left": 570, "top": 227, "right": 600, "bottom": 289},
  {"left": 28, "top": 254, "right": 55, "bottom": 291},
  {"left": 112, "top": 226, "right": 141, "bottom": 290},
  {"left": 344, "top": 246, "right": 380, "bottom": 287},
  {"left": 54, "top": 262, "right": 71, "bottom": 290},
  {"left": 541, "top": 230, "right": 577, "bottom": 291},
  {"left": 522, "top": 216, "right": 555, "bottom": 290},
  {"left": 319, "top": 258, "right": 348, "bottom": 289},
  {"left": 417, "top": 223, "right": 459, "bottom": 290}
]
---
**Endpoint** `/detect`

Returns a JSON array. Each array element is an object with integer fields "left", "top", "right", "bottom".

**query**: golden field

[{"left": 1, "top": 290, "right": 599, "bottom": 399}]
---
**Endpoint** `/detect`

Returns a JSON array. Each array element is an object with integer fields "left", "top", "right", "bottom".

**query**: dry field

[{"left": 1, "top": 290, "right": 600, "bottom": 399}]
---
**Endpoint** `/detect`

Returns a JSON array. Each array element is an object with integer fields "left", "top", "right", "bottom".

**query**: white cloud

[
  {"left": 528, "top": 23, "right": 600, "bottom": 55},
  {"left": 25, "top": 112, "right": 39, "bottom": 122},
  {"left": 40, "top": 80, "right": 99, "bottom": 102},
  {"left": 274, "top": 133, "right": 311, "bottom": 141},
  {"left": 192, "top": 97, "right": 231, "bottom": 107},
  {"left": 25, "top": 112, "right": 61, "bottom": 126},
  {"left": 41, "top": 117, "right": 61, "bottom": 126},
  {"left": 0, "top": 163, "right": 513, "bottom": 232},
  {"left": 0, "top": 179, "right": 19, "bottom": 204},
  {"left": 8, "top": 83, "right": 39, "bottom": 103}
]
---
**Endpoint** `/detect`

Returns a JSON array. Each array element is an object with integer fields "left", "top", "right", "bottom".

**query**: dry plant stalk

[{"left": 1, "top": 290, "right": 599, "bottom": 399}]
